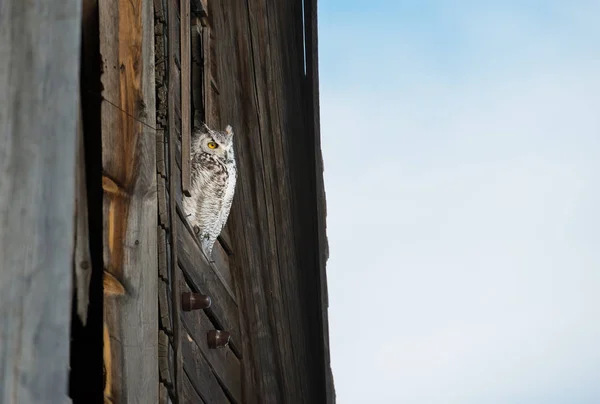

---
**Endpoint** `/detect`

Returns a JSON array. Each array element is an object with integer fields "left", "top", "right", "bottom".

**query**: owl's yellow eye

[{"left": 207, "top": 141, "right": 218, "bottom": 149}]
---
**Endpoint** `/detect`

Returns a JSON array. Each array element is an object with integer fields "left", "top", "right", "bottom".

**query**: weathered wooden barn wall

[
  {"left": 98, "top": 0, "right": 159, "bottom": 401},
  {"left": 208, "top": 0, "right": 335, "bottom": 402},
  {"left": 96, "top": 0, "right": 332, "bottom": 401},
  {"left": 0, "top": 1, "right": 82, "bottom": 403},
  {"left": 304, "top": 0, "right": 335, "bottom": 403},
  {"left": 155, "top": 0, "right": 334, "bottom": 402},
  {"left": 2, "top": 0, "right": 331, "bottom": 402},
  {"left": 303, "top": 0, "right": 336, "bottom": 401},
  {"left": 155, "top": 0, "right": 243, "bottom": 402}
]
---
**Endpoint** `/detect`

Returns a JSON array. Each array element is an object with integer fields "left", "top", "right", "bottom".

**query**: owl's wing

[{"left": 217, "top": 163, "right": 237, "bottom": 235}]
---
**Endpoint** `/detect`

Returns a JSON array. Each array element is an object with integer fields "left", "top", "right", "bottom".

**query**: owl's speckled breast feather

[{"left": 182, "top": 124, "right": 237, "bottom": 258}]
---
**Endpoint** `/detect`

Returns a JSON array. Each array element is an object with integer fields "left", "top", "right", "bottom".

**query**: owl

[{"left": 183, "top": 123, "right": 237, "bottom": 259}]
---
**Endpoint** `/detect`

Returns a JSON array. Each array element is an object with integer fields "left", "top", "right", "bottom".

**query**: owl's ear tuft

[{"left": 225, "top": 125, "right": 233, "bottom": 136}]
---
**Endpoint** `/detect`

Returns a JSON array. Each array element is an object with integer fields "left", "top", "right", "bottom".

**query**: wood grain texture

[
  {"left": 159, "top": 278, "right": 173, "bottom": 335},
  {"left": 0, "top": 1, "right": 81, "bottom": 402},
  {"left": 211, "top": 1, "right": 286, "bottom": 401},
  {"left": 181, "top": 371, "right": 206, "bottom": 404},
  {"left": 181, "top": 329, "right": 230, "bottom": 404},
  {"left": 191, "top": 24, "right": 204, "bottom": 129},
  {"left": 99, "top": 0, "right": 158, "bottom": 401},
  {"left": 217, "top": 225, "right": 233, "bottom": 255},
  {"left": 211, "top": 241, "right": 234, "bottom": 293},
  {"left": 181, "top": 0, "right": 192, "bottom": 197},
  {"left": 158, "top": 175, "right": 169, "bottom": 228},
  {"left": 158, "top": 226, "right": 169, "bottom": 279},
  {"left": 304, "top": 0, "right": 335, "bottom": 401},
  {"left": 180, "top": 274, "right": 241, "bottom": 402},
  {"left": 208, "top": 0, "right": 335, "bottom": 402},
  {"left": 167, "top": 0, "right": 184, "bottom": 397},
  {"left": 74, "top": 103, "right": 92, "bottom": 325},
  {"left": 157, "top": 129, "right": 167, "bottom": 178},
  {"left": 176, "top": 214, "right": 240, "bottom": 354},
  {"left": 159, "top": 382, "right": 170, "bottom": 404},
  {"left": 158, "top": 330, "right": 173, "bottom": 387},
  {"left": 202, "top": 26, "right": 212, "bottom": 126}
]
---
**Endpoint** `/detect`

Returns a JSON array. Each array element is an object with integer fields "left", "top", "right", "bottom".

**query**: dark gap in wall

[
  {"left": 302, "top": 0, "right": 331, "bottom": 400},
  {"left": 70, "top": 1, "right": 104, "bottom": 402},
  {"left": 216, "top": 236, "right": 233, "bottom": 255}
]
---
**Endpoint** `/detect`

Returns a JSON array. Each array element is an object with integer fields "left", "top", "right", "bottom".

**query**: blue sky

[{"left": 318, "top": 1, "right": 600, "bottom": 403}]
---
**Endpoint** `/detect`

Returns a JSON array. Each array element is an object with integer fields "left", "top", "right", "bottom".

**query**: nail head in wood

[
  {"left": 207, "top": 330, "right": 230, "bottom": 349},
  {"left": 181, "top": 292, "right": 211, "bottom": 311}
]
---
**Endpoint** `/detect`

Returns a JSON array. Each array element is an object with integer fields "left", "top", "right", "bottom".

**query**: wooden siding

[
  {"left": 154, "top": 0, "right": 177, "bottom": 401},
  {"left": 74, "top": 104, "right": 93, "bottom": 326},
  {"left": 99, "top": 0, "right": 158, "bottom": 401},
  {"left": 305, "top": 0, "right": 336, "bottom": 401},
  {"left": 0, "top": 1, "right": 82, "bottom": 402},
  {"left": 155, "top": 0, "right": 241, "bottom": 402},
  {"left": 209, "top": 0, "right": 335, "bottom": 402},
  {"left": 156, "top": 0, "right": 333, "bottom": 402},
  {"left": 3, "top": 0, "right": 331, "bottom": 403}
]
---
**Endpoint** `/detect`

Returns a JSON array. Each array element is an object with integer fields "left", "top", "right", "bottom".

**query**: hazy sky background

[{"left": 318, "top": 1, "right": 600, "bottom": 403}]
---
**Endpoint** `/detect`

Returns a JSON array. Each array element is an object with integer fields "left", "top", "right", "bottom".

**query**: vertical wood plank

[
  {"left": 168, "top": 0, "right": 184, "bottom": 399},
  {"left": 191, "top": 22, "right": 204, "bottom": 129},
  {"left": 181, "top": 0, "right": 192, "bottom": 197},
  {"left": 208, "top": 0, "right": 336, "bottom": 401},
  {"left": 202, "top": 26, "right": 212, "bottom": 126},
  {"left": 0, "top": 0, "right": 81, "bottom": 402},
  {"left": 74, "top": 102, "right": 92, "bottom": 325},
  {"left": 304, "top": 0, "right": 335, "bottom": 402},
  {"left": 99, "top": 0, "right": 158, "bottom": 401}
]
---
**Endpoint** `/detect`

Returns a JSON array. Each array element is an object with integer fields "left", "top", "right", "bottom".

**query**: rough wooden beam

[
  {"left": 168, "top": 0, "right": 184, "bottom": 398},
  {"left": 180, "top": 276, "right": 241, "bottom": 402},
  {"left": 191, "top": 23, "right": 204, "bottom": 129},
  {"left": 74, "top": 102, "right": 92, "bottom": 325},
  {"left": 0, "top": 1, "right": 81, "bottom": 402},
  {"left": 176, "top": 214, "right": 241, "bottom": 352},
  {"left": 158, "top": 175, "right": 170, "bottom": 228},
  {"left": 157, "top": 129, "right": 167, "bottom": 178},
  {"left": 211, "top": 241, "right": 234, "bottom": 293},
  {"left": 159, "top": 279, "right": 173, "bottom": 335},
  {"left": 159, "top": 382, "right": 170, "bottom": 404},
  {"left": 181, "top": 371, "right": 206, "bottom": 404},
  {"left": 158, "top": 226, "right": 169, "bottom": 280},
  {"left": 202, "top": 26, "right": 212, "bottom": 126},
  {"left": 181, "top": 0, "right": 192, "bottom": 197},
  {"left": 181, "top": 329, "right": 230, "bottom": 404},
  {"left": 304, "top": 0, "right": 335, "bottom": 401},
  {"left": 99, "top": 0, "right": 158, "bottom": 401},
  {"left": 207, "top": 0, "right": 336, "bottom": 402},
  {"left": 158, "top": 330, "right": 173, "bottom": 387}
]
